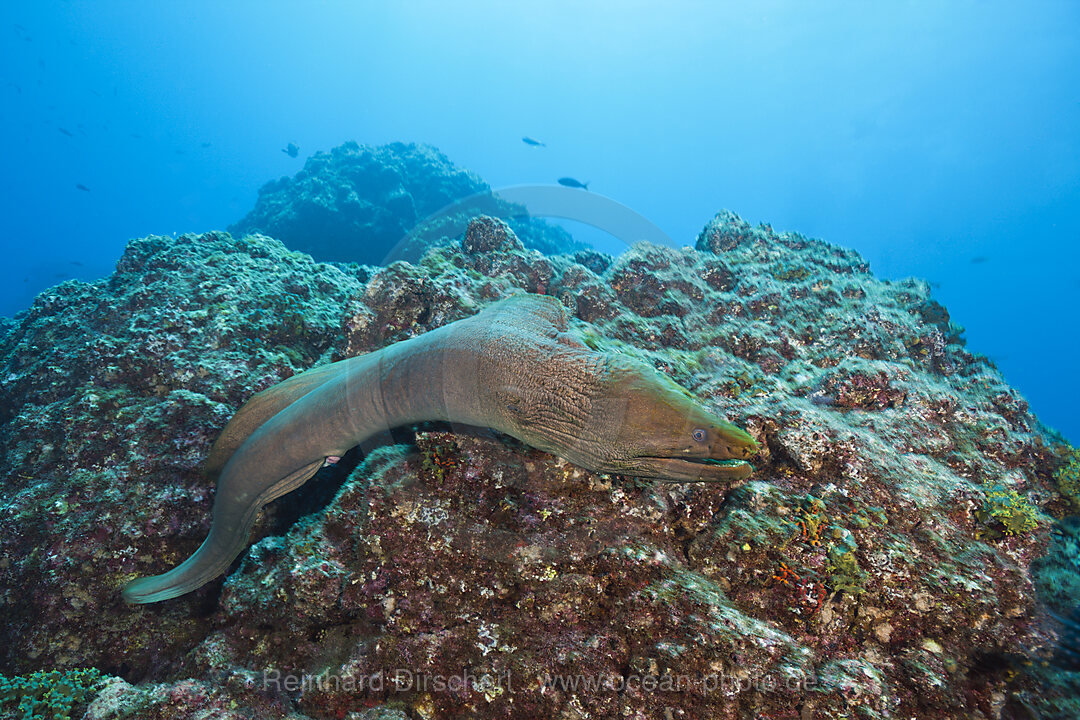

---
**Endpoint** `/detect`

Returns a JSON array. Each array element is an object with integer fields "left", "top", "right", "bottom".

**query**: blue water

[{"left": 1, "top": 2, "right": 1077, "bottom": 442}]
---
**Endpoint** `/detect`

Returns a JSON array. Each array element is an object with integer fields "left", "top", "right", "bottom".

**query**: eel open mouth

[{"left": 633, "top": 455, "right": 755, "bottom": 483}]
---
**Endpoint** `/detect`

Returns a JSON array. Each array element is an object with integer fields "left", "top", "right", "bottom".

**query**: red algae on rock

[{"left": 0, "top": 212, "right": 1076, "bottom": 719}]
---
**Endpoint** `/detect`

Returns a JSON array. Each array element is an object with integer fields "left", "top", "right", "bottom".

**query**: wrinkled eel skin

[{"left": 122, "top": 294, "right": 757, "bottom": 603}]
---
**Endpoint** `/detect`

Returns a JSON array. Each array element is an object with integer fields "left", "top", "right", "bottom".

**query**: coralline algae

[{"left": 0, "top": 212, "right": 1076, "bottom": 719}]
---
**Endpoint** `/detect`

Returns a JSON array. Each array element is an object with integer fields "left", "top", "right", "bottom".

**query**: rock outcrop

[
  {"left": 228, "top": 142, "right": 582, "bottom": 265},
  {"left": 1, "top": 212, "right": 1077, "bottom": 719}
]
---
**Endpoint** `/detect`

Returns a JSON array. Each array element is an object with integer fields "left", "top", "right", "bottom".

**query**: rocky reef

[
  {"left": 0, "top": 211, "right": 1077, "bottom": 719},
  {"left": 228, "top": 142, "right": 583, "bottom": 265}
]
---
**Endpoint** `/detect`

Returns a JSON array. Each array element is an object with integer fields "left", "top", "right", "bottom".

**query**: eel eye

[{"left": 692, "top": 428, "right": 707, "bottom": 443}]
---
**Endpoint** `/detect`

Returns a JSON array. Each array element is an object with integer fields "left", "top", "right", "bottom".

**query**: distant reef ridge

[
  {"left": 228, "top": 141, "right": 585, "bottom": 264},
  {"left": 0, "top": 211, "right": 1078, "bottom": 718}
]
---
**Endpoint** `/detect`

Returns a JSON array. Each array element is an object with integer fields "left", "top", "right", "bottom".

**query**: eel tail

[{"left": 121, "top": 457, "right": 324, "bottom": 604}]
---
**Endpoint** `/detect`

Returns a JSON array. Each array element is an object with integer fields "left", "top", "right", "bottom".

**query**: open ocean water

[{"left": 3, "top": 3, "right": 1076, "bottom": 441}]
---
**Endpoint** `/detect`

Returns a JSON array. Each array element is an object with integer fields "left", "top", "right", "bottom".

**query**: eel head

[{"left": 590, "top": 356, "right": 758, "bottom": 483}]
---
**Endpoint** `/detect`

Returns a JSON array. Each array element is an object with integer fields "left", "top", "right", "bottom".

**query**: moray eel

[{"left": 122, "top": 294, "right": 757, "bottom": 604}]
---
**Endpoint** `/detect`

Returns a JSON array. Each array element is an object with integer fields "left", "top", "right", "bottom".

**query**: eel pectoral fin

[
  {"left": 204, "top": 362, "right": 346, "bottom": 481},
  {"left": 122, "top": 457, "right": 325, "bottom": 604}
]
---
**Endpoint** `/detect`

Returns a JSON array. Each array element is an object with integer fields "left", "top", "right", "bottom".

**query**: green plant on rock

[
  {"left": 826, "top": 544, "right": 867, "bottom": 598},
  {"left": 790, "top": 496, "right": 828, "bottom": 547},
  {"left": 0, "top": 668, "right": 105, "bottom": 720},
  {"left": 977, "top": 485, "right": 1041, "bottom": 537},
  {"left": 721, "top": 368, "right": 764, "bottom": 399},
  {"left": 1053, "top": 445, "right": 1080, "bottom": 511},
  {"left": 769, "top": 262, "right": 812, "bottom": 282},
  {"left": 421, "top": 440, "right": 460, "bottom": 483}
]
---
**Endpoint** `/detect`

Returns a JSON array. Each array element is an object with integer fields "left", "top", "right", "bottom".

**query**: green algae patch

[
  {"left": 419, "top": 435, "right": 462, "bottom": 484},
  {"left": 769, "top": 262, "right": 813, "bottom": 282},
  {"left": 1053, "top": 444, "right": 1080, "bottom": 511},
  {"left": 976, "top": 485, "right": 1042, "bottom": 537},
  {"left": 0, "top": 668, "right": 105, "bottom": 720},
  {"left": 826, "top": 543, "right": 867, "bottom": 598}
]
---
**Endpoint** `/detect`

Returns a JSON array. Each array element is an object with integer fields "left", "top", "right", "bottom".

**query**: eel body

[{"left": 122, "top": 294, "right": 756, "bottom": 604}]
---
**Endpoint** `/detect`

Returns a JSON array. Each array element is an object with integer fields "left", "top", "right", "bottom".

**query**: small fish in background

[
  {"left": 970, "top": 255, "right": 989, "bottom": 264},
  {"left": 201, "top": 141, "right": 212, "bottom": 148},
  {"left": 558, "top": 177, "right": 589, "bottom": 190},
  {"left": 130, "top": 133, "right": 141, "bottom": 139},
  {"left": 282, "top": 142, "right": 299, "bottom": 158},
  {"left": 522, "top": 136, "right": 546, "bottom": 147},
  {"left": 75, "top": 183, "right": 90, "bottom": 192},
  {"left": 58, "top": 127, "right": 73, "bottom": 137},
  {"left": 70, "top": 260, "right": 84, "bottom": 267}
]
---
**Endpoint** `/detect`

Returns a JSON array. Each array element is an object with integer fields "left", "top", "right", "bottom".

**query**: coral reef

[
  {"left": 228, "top": 141, "right": 582, "bottom": 265},
  {"left": 0, "top": 210, "right": 1077, "bottom": 718}
]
